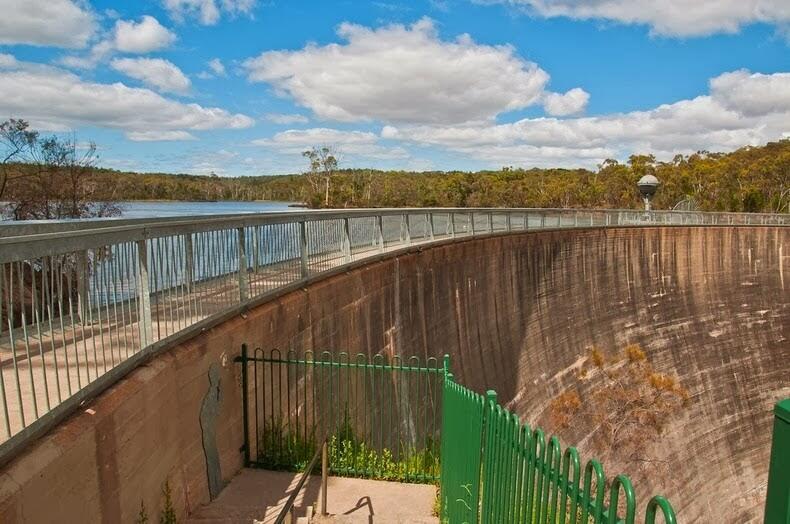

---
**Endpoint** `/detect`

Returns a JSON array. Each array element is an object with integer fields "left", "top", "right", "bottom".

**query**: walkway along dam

[{"left": 0, "top": 209, "right": 787, "bottom": 522}]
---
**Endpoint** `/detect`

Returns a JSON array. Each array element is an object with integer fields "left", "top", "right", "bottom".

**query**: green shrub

[
  {"left": 256, "top": 412, "right": 439, "bottom": 483},
  {"left": 160, "top": 481, "right": 176, "bottom": 524}
]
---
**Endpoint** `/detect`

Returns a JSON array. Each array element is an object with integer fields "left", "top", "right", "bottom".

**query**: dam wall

[{"left": 0, "top": 225, "right": 786, "bottom": 522}]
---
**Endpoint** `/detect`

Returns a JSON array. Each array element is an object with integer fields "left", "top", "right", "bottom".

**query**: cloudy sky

[{"left": 0, "top": 0, "right": 788, "bottom": 176}]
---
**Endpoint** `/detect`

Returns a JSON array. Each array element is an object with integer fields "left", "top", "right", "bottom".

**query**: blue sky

[{"left": 0, "top": 0, "right": 788, "bottom": 176}]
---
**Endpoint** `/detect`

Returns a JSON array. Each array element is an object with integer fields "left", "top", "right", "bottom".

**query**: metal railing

[
  {"left": 0, "top": 207, "right": 787, "bottom": 459},
  {"left": 440, "top": 364, "right": 677, "bottom": 524},
  {"left": 237, "top": 346, "right": 442, "bottom": 483},
  {"left": 273, "top": 435, "right": 328, "bottom": 524}
]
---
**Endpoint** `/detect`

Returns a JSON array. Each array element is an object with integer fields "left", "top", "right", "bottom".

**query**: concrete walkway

[{"left": 186, "top": 469, "right": 438, "bottom": 524}]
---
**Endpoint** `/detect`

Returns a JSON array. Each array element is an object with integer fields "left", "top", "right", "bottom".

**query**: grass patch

[{"left": 255, "top": 416, "right": 439, "bottom": 484}]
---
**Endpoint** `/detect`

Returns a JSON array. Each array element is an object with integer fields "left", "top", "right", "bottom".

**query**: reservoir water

[{"left": 117, "top": 200, "right": 297, "bottom": 218}]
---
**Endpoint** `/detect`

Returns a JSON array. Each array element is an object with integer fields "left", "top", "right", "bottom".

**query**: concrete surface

[
  {"left": 0, "top": 226, "right": 786, "bottom": 523},
  {"left": 186, "top": 469, "right": 437, "bottom": 524},
  {"left": 186, "top": 469, "right": 320, "bottom": 524},
  {"left": 240, "top": 226, "right": 786, "bottom": 523}
]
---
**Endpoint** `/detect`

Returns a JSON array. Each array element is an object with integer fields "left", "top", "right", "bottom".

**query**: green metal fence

[
  {"left": 238, "top": 348, "right": 678, "bottom": 522},
  {"left": 764, "top": 398, "right": 790, "bottom": 524},
  {"left": 440, "top": 368, "right": 677, "bottom": 524},
  {"left": 237, "top": 345, "right": 443, "bottom": 483}
]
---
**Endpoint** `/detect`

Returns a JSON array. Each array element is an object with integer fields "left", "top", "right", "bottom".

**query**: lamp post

[{"left": 637, "top": 174, "right": 660, "bottom": 212}]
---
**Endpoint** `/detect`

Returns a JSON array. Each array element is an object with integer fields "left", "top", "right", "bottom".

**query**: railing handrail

[
  {"left": 274, "top": 435, "right": 328, "bottom": 524},
  {"left": 1, "top": 206, "right": 787, "bottom": 236},
  {"left": 0, "top": 207, "right": 787, "bottom": 263}
]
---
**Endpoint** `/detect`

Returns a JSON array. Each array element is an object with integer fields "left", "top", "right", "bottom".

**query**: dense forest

[{"left": 4, "top": 135, "right": 790, "bottom": 214}]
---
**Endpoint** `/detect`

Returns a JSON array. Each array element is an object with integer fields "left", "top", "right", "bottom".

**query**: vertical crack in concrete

[{"left": 200, "top": 363, "right": 222, "bottom": 500}]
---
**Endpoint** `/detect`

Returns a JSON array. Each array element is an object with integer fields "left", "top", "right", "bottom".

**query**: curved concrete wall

[
  {"left": 256, "top": 225, "right": 787, "bottom": 522},
  {"left": 0, "top": 226, "right": 786, "bottom": 523}
]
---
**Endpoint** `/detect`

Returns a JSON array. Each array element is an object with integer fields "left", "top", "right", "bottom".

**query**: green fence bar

[{"left": 765, "top": 398, "right": 790, "bottom": 524}]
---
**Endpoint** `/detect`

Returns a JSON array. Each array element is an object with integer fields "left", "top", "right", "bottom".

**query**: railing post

[
  {"left": 403, "top": 214, "right": 411, "bottom": 245},
  {"left": 343, "top": 217, "right": 352, "bottom": 263},
  {"left": 184, "top": 233, "right": 194, "bottom": 285},
  {"left": 506, "top": 212, "right": 512, "bottom": 232},
  {"left": 540, "top": 213, "right": 546, "bottom": 228},
  {"left": 427, "top": 213, "right": 435, "bottom": 240},
  {"left": 765, "top": 398, "right": 790, "bottom": 524},
  {"left": 470, "top": 213, "right": 476, "bottom": 235},
  {"left": 377, "top": 215, "right": 385, "bottom": 253},
  {"left": 237, "top": 227, "right": 249, "bottom": 302},
  {"left": 321, "top": 440, "right": 329, "bottom": 516},
  {"left": 75, "top": 249, "right": 89, "bottom": 324},
  {"left": 488, "top": 211, "right": 493, "bottom": 233},
  {"left": 136, "top": 239, "right": 154, "bottom": 347},
  {"left": 299, "top": 220, "right": 309, "bottom": 278},
  {"left": 449, "top": 212, "right": 456, "bottom": 238},
  {"left": 574, "top": 211, "right": 579, "bottom": 227}
]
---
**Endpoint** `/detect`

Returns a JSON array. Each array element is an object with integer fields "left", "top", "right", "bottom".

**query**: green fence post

[
  {"left": 481, "top": 390, "right": 497, "bottom": 521},
  {"left": 765, "top": 398, "right": 790, "bottom": 524}
]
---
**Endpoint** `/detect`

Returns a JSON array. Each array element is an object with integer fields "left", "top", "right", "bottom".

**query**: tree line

[
  {"left": 90, "top": 139, "right": 790, "bottom": 213},
  {"left": 283, "top": 142, "right": 790, "bottom": 212},
  {"left": 3, "top": 118, "right": 788, "bottom": 218}
]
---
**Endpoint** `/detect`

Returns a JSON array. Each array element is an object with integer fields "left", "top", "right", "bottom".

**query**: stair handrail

[{"left": 274, "top": 435, "right": 329, "bottom": 524}]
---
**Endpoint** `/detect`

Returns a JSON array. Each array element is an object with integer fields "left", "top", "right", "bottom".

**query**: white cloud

[
  {"left": 542, "top": 87, "right": 589, "bottom": 116},
  {"left": 164, "top": 0, "right": 257, "bottom": 25},
  {"left": 60, "top": 16, "right": 176, "bottom": 70},
  {"left": 208, "top": 58, "right": 226, "bottom": 76},
  {"left": 114, "top": 16, "right": 176, "bottom": 53},
  {"left": 0, "top": 53, "right": 17, "bottom": 68},
  {"left": 0, "top": 0, "right": 95, "bottom": 48},
  {"left": 253, "top": 128, "right": 410, "bottom": 159},
  {"left": 710, "top": 70, "right": 790, "bottom": 116},
  {"left": 481, "top": 0, "right": 790, "bottom": 38},
  {"left": 111, "top": 58, "right": 191, "bottom": 94},
  {"left": 244, "top": 18, "right": 574, "bottom": 125},
  {"left": 265, "top": 113, "right": 310, "bottom": 124},
  {"left": 58, "top": 41, "right": 114, "bottom": 70},
  {"left": 0, "top": 60, "right": 253, "bottom": 141},
  {"left": 127, "top": 130, "right": 196, "bottom": 141},
  {"left": 382, "top": 70, "right": 790, "bottom": 167}
]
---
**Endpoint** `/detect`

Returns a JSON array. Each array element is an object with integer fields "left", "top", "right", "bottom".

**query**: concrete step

[{"left": 187, "top": 504, "right": 314, "bottom": 523}]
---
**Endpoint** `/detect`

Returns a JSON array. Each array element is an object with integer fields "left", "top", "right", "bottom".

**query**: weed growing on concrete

[
  {"left": 160, "top": 481, "right": 177, "bottom": 524},
  {"left": 548, "top": 343, "right": 690, "bottom": 479},
  {"left": 257, "top": 419, "right": 317, "bottom": 471},
  {"left": 135, "top": 500, "right": 148, "bottom": 524},
  {"left": 256, "top": 412, "right": 439, "bottom": 483}
]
